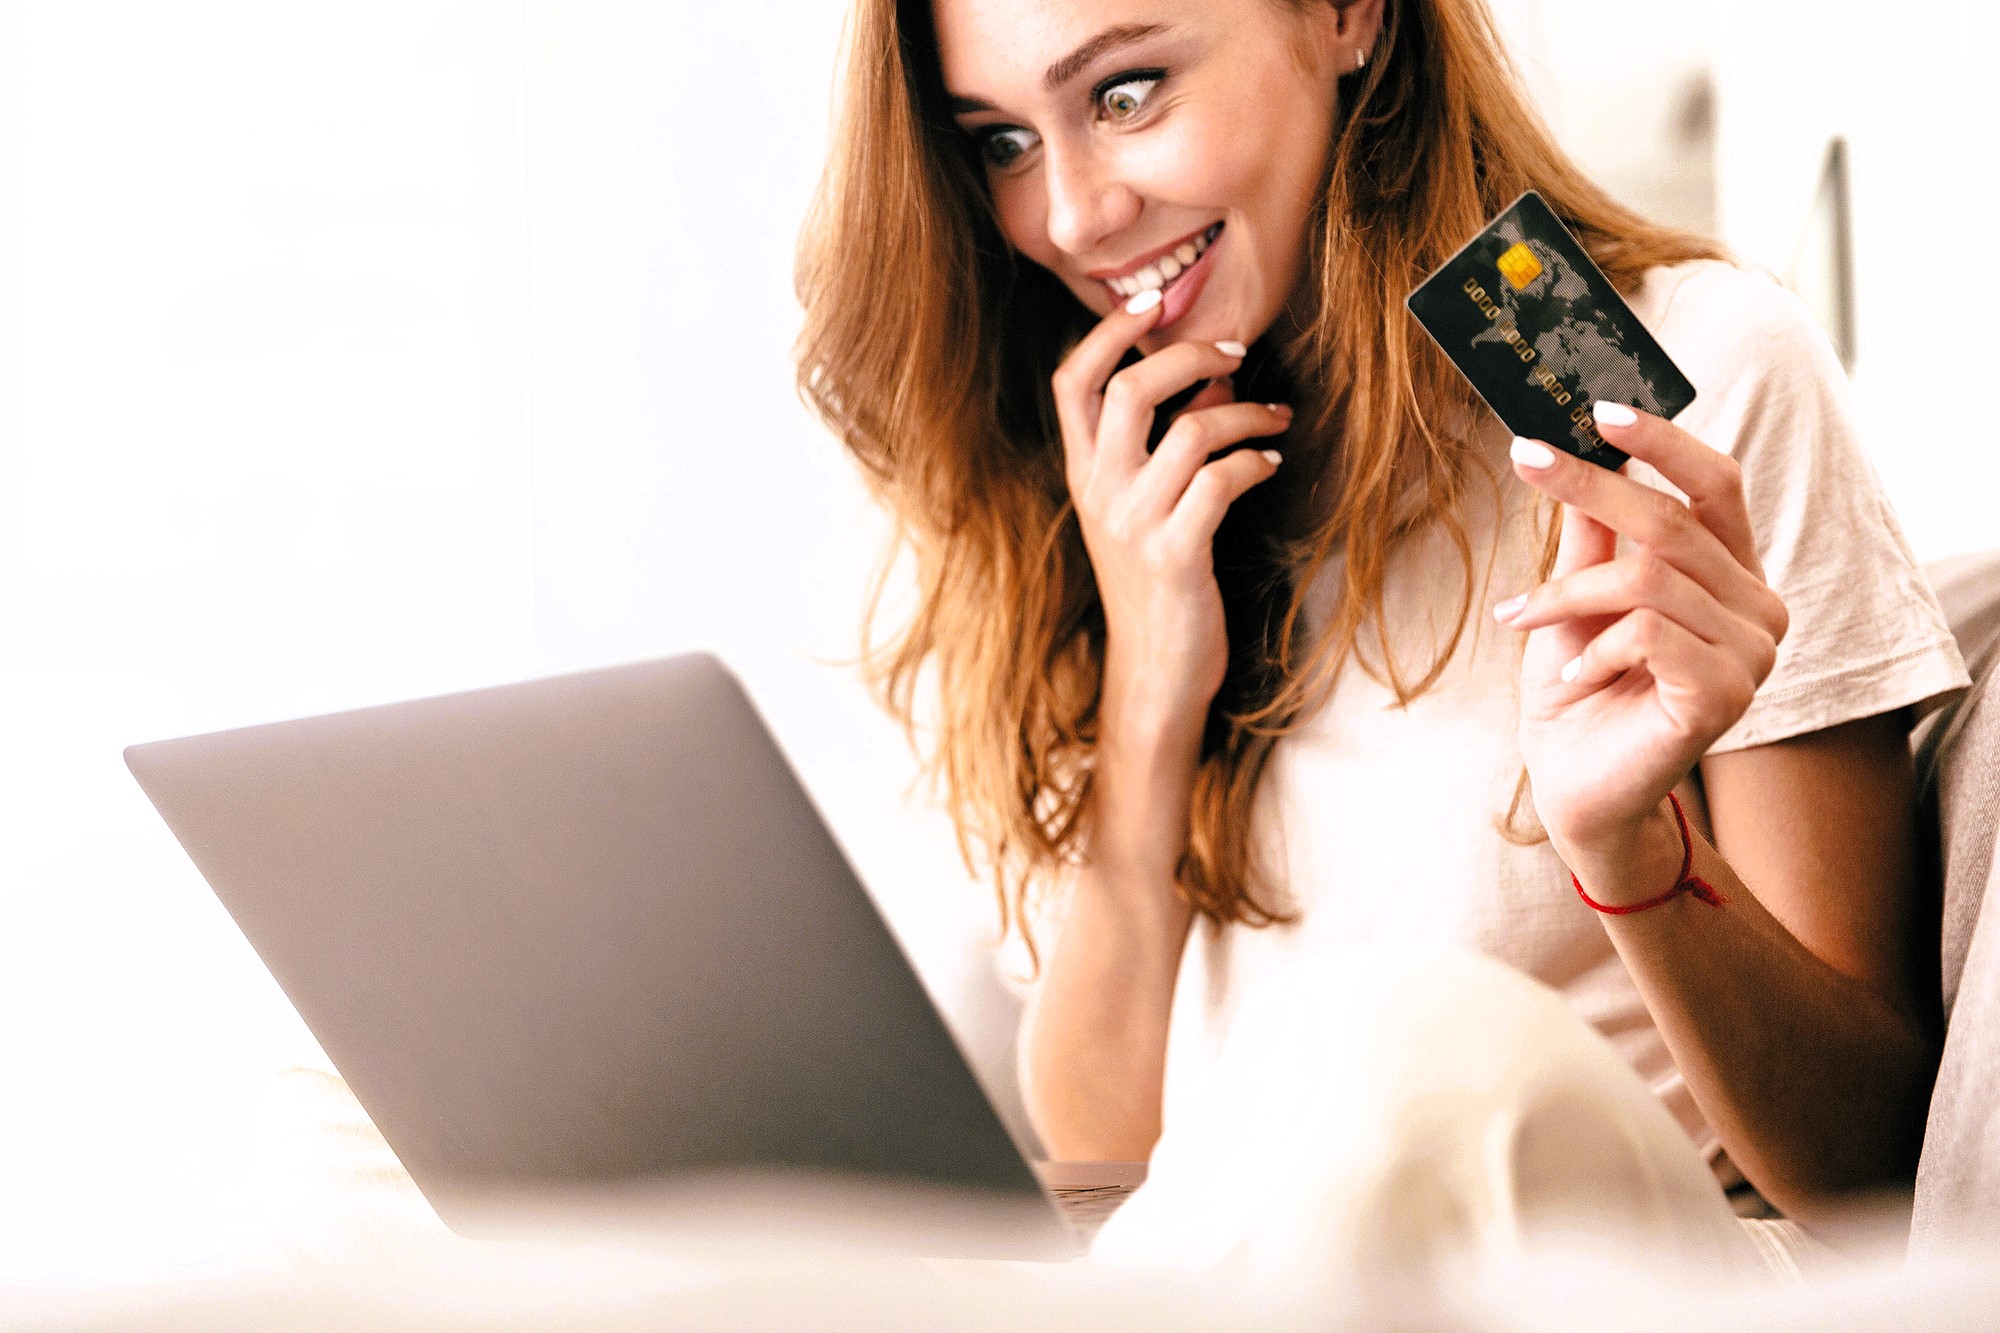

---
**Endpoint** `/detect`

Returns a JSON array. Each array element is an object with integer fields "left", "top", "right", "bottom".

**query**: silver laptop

[{"left": 125, "top": 652, "right": 1134, "bottom": 1259}]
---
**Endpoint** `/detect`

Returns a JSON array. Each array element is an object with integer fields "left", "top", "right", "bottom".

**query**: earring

[{"left": 1355, "top": 45, "right": 1368, "bottom": 71}]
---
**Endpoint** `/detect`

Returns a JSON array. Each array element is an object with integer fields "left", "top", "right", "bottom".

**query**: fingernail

[
  {"left": 1214, "top": 340, "right": 1248, "bottom": 357},
  {"left": 1261, "top": 450, "right": 1283, "bottom": 466},
  {"left": 1560, "top": 655, "right": 1583, "bottom": 683},
  {"left": 1510, "top": 437, "right": 1556, "bottom": 469},
  {"left": 1125, "top": 287, "right": 1163, "bottom": 314},
  {"left": 1592, "top": 400, "right": 1638, "bottom": 427},
  {"left": 1267, "top": 402, "right": 1292, "bottom": 417},
  {"left": 1492, "top": 594, "right": 1527, "bottom": 622}
]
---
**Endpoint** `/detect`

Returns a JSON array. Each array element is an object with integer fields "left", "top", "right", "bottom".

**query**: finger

[
  {"left": 1160, "top": 447, "right": 1282, "bottom": 552},
  {"left": 1563, "top": 608, "right": 1761, "bottom": 737},
  {"left": 1050, "top": 288, "right": 1166, "bottom": 478},
  {"left": 1551, "top": 493, "right": 1616, "bottom": 580},
  {"left": 1498, "top": 552, "right": 1771, "bottom": 662},
  {"left": 1510, "top": 433, "right": 1770, "bottom": 626},
  {"left": 1133, "top": 400, "right": 1292, "bottom": 520},
  {"left": 1589, "top": 401, "right": 1764, "bottom": 580},
  {"left": 1093, "top": 339, "right": 1250, "bottom": 479}
]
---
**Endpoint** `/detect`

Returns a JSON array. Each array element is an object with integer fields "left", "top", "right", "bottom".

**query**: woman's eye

[
  {"left": 978, "top": 127, "right": 1035, "bottom": 171},
  {"left": 1096, "top": 71, "right": 1163, "bottom": 122},
  {"left": 970, "top": 70, "right": 1167, "bottom": 173}
]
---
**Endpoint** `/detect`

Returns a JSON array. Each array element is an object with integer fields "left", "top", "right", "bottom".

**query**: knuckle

[
  {"left": 1139, "top": 531, "right": 1181, "bottom": 576},
  {"left": 1052, "top": 360, "right": 1090, "bottom": 404},
  {"left": 1712, "top": 452, "right": 1744, "bottom": 492},
  {"left": 1729, "top": 667, "right": 1760, "bottom": 716},
  {"left": 1645, "top": 499, "right": 1694, "bottom": 547},
  {"left": 1767, "top": 589, "right": 1791, "bottom": 644},
  {"left": 1100, "top": 509, "right": 1134, "bottom": 548},
  {"left": 1159, "top": 414, "right": 1214, "bottom": 458},
  {"left": 1183, "top": 466, "right": 1222, "bottom": 507},
  {"left": 1754, "top": 635, "right": 1778, "bottom": 681},
  {"left": 1101, "top": 373, "right": 1140, "bottom": 414},
  {"left": 1630, "top": 608, "right": 1668, "bottom": 652},
  {"left": 1626, "top": 551, "right": 1671, "bottom": 599}
]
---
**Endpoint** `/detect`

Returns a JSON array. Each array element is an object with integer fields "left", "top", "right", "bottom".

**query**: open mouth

[{"left": 1101, "top": 221, "right": 1224, "bottom": 301}]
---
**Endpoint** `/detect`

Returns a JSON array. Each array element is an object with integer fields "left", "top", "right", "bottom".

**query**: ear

[
  {"left": 1330, "top": 0, "right": 1386, "bottom": 61},
  {"left": 1298, "top": 0, "right": 1386, "bottom": 80}
]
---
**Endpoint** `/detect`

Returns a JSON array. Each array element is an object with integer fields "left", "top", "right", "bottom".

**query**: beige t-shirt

[{"left": 1006, "top": 258, "right": 1972, "bottom": 1164}]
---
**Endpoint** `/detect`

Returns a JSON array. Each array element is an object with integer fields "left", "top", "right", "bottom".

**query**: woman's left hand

[{"left": 1494, "top": 402, "right": 1789, "bottom": 870}]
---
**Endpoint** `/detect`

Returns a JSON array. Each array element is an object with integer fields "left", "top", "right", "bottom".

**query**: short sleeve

[{"left": 1627, "top": 262, "right": 1971, "bottom": 755}]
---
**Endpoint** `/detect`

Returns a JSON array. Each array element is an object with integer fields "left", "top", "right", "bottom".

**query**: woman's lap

[{"left": 1088, "top": 945, "right": 1770, "bottom": 1294}]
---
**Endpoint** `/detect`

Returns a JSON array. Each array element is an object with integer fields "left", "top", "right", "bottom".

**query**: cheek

[
  {"left": 992, "top": 188, "right": 1054, "bottom": 270},
  {"left": 1197, "top": 61, "right": 1330, "bottom": 203},
  {"left": 1123, "top": 130, "right": 1235, "bottom": 204}
]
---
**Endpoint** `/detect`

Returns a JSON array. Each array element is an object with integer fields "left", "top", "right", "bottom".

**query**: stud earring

[{"left": 1355, "top": 45, "right": 1368, "bottom": 71}]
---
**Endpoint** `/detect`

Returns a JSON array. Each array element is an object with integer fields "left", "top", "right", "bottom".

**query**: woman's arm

[
  {"left": 1018, "top": 699, "right": 1200, "bottom": 1161},
  {"left": 1018, "top": 285, "right": 1288, "bottom": 1160},
  {"left": 1497, "top": 397, "right": 1953, "bottom": 1232},
  {"left": 1565, "top": 708, "right": 1938, "bottom": 1226}
]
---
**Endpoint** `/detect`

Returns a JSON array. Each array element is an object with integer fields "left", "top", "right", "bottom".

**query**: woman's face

[{"left": 933, "top": 0, "right": 1376, "bottom": 355}]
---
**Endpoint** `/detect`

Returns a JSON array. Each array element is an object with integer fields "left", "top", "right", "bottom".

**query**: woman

[{"left": 790, "top": 0, "right": 1970, "bottom": 1247}]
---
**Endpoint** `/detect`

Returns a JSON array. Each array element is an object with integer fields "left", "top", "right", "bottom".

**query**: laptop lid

[{"left": 124, "top": 652, "right": 1073, "bottom": 1256}]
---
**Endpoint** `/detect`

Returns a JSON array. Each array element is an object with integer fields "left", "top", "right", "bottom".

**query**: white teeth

[{"left": 1102, "top": 225, "right": 1217, "bottom": 297}]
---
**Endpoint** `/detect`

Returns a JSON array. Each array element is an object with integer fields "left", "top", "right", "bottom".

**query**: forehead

[{"left": 930, "top": 0, "right": 1210, "bottom": 96}]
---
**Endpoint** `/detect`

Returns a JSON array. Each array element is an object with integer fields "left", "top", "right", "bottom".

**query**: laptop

[{"left": 124, "top": 652, "right": 1140, "bottom": 1260}]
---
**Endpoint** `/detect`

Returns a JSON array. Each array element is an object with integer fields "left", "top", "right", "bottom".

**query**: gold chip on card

[{"left": 1496, "top": 241, "right": 1542, "bottom": 290}]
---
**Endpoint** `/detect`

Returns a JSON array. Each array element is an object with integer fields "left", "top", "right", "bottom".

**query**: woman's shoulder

[{"left": 1634, "top": 258, "right": 1840, "bottom": 384}]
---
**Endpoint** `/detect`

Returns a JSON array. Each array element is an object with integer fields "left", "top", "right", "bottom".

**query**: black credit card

[{"left": 1406, "top": 190, "right": 1695, "bottom": 470}]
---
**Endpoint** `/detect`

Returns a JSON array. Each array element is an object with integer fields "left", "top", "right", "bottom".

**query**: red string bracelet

[{"left": 1570, "top": 793, "right": 1729, "bottom": 915}]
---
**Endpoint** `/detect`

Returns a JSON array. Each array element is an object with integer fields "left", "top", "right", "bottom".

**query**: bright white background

[{"left": 2, "top": 0, "right": 1994, "bottom": 1284}]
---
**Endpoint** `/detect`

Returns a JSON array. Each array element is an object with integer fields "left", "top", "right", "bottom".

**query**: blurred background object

[
  {"left": 1, "top": 0, "right": 1995, "bottom": 1284},
  {"left": 1784, "top": 137, "right": 1856, "bottom": 374}
]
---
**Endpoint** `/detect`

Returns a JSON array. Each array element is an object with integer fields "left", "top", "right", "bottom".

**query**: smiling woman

[
  {"left": 933, "top": 9, "right": 1338, "bottom": 346},
  {"left": 792, "top": 0, "right": 1971, "bottom": 1269}
]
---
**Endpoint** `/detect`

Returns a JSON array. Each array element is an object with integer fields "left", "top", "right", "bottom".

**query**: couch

[{"left": 1910, "top": 548, "right": 2000, "bottom": 1255}]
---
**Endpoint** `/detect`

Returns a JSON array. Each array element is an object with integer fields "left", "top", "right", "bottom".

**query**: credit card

[{"left": 1405, "top": 190, "right": 1695, "bottom": 470}]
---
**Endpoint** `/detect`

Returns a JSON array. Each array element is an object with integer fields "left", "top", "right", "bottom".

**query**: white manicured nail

[
  {"left": 1125, "top": 288, "right": 1163, "bottom": 314},
  {"left": 1592, "top": 400, "right": 1638, "bottom": 427},
  {"left": 1214, "top": 340, "right": 1247, "bottom": 357},
  {"left": 1510, "top": 437, "right": 1556, "bottom": 468},
  {"left": 1261, "top": 450, "right": 1283, "bottom": 466},
  {"left": 1493, "top": 594, "right": 1527, "bottom": 622},
  {"left": 1560, "top": 655, "right": 1583, "bottom": 683}
]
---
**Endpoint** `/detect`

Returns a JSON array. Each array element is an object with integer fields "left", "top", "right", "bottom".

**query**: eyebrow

[{"left": 946, "top": 22, "right": 1171, "bottom": 116}]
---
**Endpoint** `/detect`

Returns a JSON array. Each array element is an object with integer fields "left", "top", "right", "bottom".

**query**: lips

[
  {"left": 1153, "top": 223, "right": 1222, "bottom": 331},
  {"left": 1093, "top": 221, "right": 1225, "bottom": 299}
]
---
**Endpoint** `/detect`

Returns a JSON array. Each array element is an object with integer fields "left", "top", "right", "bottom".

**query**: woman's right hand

[
  {"left": 1021, "top": 295, "right": 1291, "bottom": 1158},
  {"left": 1052, "top": 293, "right": 1292, "bottom": 750}
]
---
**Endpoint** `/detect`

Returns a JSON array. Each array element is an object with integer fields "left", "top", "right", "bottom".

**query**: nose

[{"left": 1040, "top": 137, "right": 1140, "bottom": 261}]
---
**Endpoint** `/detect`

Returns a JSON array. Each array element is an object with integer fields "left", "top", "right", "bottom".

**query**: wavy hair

[{"left": 792, "top": 0, "right": 1729, "bottom": 972}]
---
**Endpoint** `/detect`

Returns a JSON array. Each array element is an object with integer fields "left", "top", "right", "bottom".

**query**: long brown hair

[{"left": 792, "top": 0, "right": 1729, "bottom": 971}]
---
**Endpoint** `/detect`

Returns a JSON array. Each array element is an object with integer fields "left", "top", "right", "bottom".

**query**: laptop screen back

[{"left": 124, "top": 653, "right": 1057, "bottom": 1243}]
